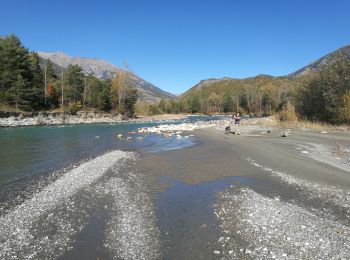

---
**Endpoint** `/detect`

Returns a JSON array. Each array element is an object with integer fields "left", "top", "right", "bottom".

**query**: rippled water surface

[
  {"left": 0, "top": 115, "right": 230, "bottom": 259},
  {"left": 0, "top": 122, "right": 188, "bottom": 188}
]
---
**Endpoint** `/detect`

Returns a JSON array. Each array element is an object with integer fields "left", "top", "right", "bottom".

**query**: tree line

[
  {"left": 0, "top": 35, "right": 138, "bottom": 118},
  {"left": 1, "top": 35, "right": 349, "bottom": 124},
  {"left": 149, "top": 77, "right": 293, "bottom": 116},
  {"left": 294, "top": 51, "right": 350, "bottom": 124},
  {"left": 150, "top": 53, "right": 350, "bottom": 125}
]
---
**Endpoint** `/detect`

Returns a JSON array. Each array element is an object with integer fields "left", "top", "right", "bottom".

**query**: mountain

[
  {"left": 180, "top": 45, "right": 350, "bottom": 101},
  {"left": 37, "top": 52, "right": 175, "bottom": 103},
  {"left": 179, "top": 75, "right": 295, "bottom": 101},
  {"left": 289, "top": 45, "right": 350, "bottom": 78}
]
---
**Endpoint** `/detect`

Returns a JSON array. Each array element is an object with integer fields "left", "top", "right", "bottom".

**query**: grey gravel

[
  {"left": 0, "top": 150, "right": 143, "bottom": 259},
  {"left": 247, "top": 157, "right": 350, "bottom": 214},
  {"left": 103, "top": 163, "right": 162, "bottom": 260},
  {"left": 215, "top": 186, "right": 350, "bottom": 259}
]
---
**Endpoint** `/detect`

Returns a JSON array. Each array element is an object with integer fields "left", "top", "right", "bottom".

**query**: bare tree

[{"left": 61, "top": 57, "right": 64, "bottom": 112}]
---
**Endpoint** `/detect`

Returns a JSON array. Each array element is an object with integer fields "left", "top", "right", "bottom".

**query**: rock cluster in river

[{"left": 137, "top": 121, "right": 218, "bottom": 137}]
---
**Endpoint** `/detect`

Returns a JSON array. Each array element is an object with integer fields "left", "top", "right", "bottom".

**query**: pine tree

[
  {"left": 6, "top": 74, "right": 29, "bottom": 110},
  {"left": 122, "top": 88, "right": 138, "bottom": 118},
  {"left": 46, "top": 59, "right": 58, "bottom": 83},
  {"left": 0, "top": 35, "right": 31, "bottom": 106},
  {"left": 222, "top": 93, "right": 234, "bottom": 112},
  {"left": 65, "top": 64, "right": 84, "bottom": 106},
  {"left": 191, "top": 96, "right": 201, "bottom": 113},
  {"left": 28, "top": 52, "right": 44, "bottom": 109}
]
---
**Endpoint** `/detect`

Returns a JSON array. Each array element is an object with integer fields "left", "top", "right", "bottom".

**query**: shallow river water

[
  {"left": 3, "top": 116, "right": 348, "bottom": 259},
  {"left": 0, "top": 116, "right": 232, "bottom": 260}
]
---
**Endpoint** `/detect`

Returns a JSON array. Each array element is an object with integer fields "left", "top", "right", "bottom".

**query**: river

[{"left": 0, "top": 115, "right": 227, "bottom": 260}]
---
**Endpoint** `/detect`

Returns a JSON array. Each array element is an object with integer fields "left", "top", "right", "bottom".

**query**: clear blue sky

[{"left": 1, "top": 0, "right": 349, "bottom": 94}]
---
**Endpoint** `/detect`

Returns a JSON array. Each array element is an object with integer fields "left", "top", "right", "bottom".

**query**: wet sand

[{"left": 136, "top": 124, "right": 350, "bottom": 259}]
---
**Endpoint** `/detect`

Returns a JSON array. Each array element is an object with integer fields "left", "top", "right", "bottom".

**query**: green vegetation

[
  {"left": 1, "top": 34, "right": 349, "bottom": 124},
  {"left": 294, "top": 51, "right": 350, "bottom": 124},
  {"left": 149, "top": 48, "right": 350, "bottom": 126},
  {"left": 0, "top": 35, "right": 138, "bottom": 118},
  {"left": 148, "top": 76, "right": 296, "bottom": 116}
]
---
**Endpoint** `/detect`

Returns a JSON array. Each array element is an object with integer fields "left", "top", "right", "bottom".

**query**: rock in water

[{"left": 281, "top": 131, "right": 289, "bottom": 137}]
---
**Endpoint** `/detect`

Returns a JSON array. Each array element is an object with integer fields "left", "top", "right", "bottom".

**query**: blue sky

[{"left": 1, "top": 0, "right": 349, "bottom": 94}]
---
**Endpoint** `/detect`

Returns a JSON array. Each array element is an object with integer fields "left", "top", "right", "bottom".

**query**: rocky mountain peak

[{"left": 37, "top": 51, "right": 175, "bottom": 103}]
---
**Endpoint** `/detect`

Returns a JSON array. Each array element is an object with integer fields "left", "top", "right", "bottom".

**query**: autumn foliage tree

[{"left": 295, "top": 51, "right": 350, "bottom": 123}]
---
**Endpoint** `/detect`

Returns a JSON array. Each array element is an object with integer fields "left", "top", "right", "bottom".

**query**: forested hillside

[
  {"left": 0, "top": 35, "right": 138, "bottom": 117},
  {"left": 1, "top": 34, "right": 349, "bottom": 123},
  {"left": 178, "top": 75, "right": 296, "bottom": 115},
  {"left": 149, "top": 45, "right": 350, "bottom": 124},
  {"left": 37, "top": 51, "right": 175, "bottom": 103}
]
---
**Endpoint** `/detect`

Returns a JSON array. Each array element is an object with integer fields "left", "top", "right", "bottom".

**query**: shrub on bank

[{"left": 277, "top": 102, "right": 298, "bottom": 122}]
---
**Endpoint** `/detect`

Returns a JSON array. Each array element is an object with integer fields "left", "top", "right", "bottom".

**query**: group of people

[{"left": 227, "top": 112, "right": 241, "bottom": 135}]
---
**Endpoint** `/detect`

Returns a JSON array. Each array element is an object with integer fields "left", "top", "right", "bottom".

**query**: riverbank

[
  {"left": 134, "top": 124, "right": 350, "bottom": 259},
  {"left": 0, "top": 111, "right": 188, "bottom": 127},
  {"left": 1, "top": 117, "right": 349, "bottom": 259}
]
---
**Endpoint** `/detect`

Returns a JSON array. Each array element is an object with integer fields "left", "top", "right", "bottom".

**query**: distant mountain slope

[
  {"left": 179, "top": 75, "right": 295, "bottom": 101},
  {"left": 289, "top": 45, "right": 350, "bottom": 78},
  {"left": 37, "top": 52, "right": 175, "bottom": 103},
  {"left": 180, "top": 45, "right": 350, "bottom": 102}
]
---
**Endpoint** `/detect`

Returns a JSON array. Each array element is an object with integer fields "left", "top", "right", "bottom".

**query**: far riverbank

[{"left": 0, "top": 111, "right": 188, "bottom": 127}]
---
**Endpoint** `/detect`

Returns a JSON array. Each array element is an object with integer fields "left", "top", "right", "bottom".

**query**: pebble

[
  {"left": 244, "top": 249, "right": 252, "bottom": 254},
  {"left": 213, "top": 250, "right": 221, "bottom": 255}
]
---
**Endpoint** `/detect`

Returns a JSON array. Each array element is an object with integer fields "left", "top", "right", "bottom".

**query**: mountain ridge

[
  {"left": 37, "top": 51, "right": 175, "bottom": 103},
  {"left": 180, "top": 44, "right": 350, "bottom": 99},
  {"left": 288, "top": 44, "right": 350, "bottom": 78}
]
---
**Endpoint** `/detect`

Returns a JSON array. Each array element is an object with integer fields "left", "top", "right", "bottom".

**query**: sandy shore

[{"left": 136, "top": 122, "right": 350, "bottom": 259}]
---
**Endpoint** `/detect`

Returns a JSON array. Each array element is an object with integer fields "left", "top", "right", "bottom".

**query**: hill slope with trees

[
  {"left": 0, "top": 35, "right": 139, "bottom": 118},
  {"left": 37, "top": 51, "right": 175, "bottom": 103},
  {"left": 148, "top": 45, "right": 350, "bottom": 124}
]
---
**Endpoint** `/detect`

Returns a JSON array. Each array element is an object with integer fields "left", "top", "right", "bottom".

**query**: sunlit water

[{"left": 0, "top": 115, "right": 232, "bottom": 259}]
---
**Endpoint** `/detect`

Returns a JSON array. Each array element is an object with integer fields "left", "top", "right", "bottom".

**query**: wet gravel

[
  {"left": 102, "top": 162, "right": 162, "bottom": 260},
  {"left": 247, "top": 157, "right": 350, "bottom": 219},
  {"left": 215, "top": 186, "right": 350, "bottom": 259},
  {"left": 214, "top": 155, "right": 350, "bottom": 260},
  {"left": 0, "top": 150, "right": 161, "bottom": 260}
]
